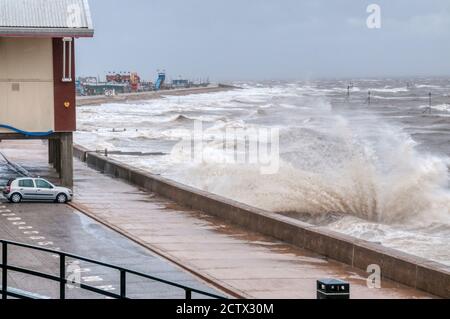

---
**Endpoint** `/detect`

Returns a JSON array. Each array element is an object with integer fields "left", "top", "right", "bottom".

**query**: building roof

[{"left": 0, "top": 0, "right": 94, "bottom": 37}]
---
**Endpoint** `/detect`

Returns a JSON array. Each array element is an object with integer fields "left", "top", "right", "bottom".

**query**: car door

[
  {"left": 34, "top": 179, "right": 56, "bottom": 201},
  {"left": 18, "top": 179, "right": 37, "bottom": 199}
]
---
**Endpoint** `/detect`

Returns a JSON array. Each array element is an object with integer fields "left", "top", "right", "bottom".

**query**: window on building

[{"left": 62, "top": 37, "right": 73, "bottom": 82}]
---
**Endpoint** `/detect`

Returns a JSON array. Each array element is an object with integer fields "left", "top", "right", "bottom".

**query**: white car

[{"left": 3, "top": 178, "right": 73, "bottom": 204}]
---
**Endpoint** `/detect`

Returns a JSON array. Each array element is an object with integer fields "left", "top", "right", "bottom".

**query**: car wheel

[
  {"left": 10, "top": 193, "right": 22, "bottom": 203},
  {"left": 56, "top": 193, "right": 68, "bottom": 204}
]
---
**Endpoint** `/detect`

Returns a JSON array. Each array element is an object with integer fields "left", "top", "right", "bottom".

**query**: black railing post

[
  {"left": 120, "top": 270, "right": 126, "bottom": 299},
  {"left": 60, "top": 254, "right": 66, "bottom": 299},
  {"left": 1, "top": 242, "right": 7, "bottom": 299},
  {"left": 185, "top": 289, "right": 192, "bottom": 300}
]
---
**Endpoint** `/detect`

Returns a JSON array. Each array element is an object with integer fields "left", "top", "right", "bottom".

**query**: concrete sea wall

[{"left": 73, "top": 145, "right": 450, "bottom": 298}]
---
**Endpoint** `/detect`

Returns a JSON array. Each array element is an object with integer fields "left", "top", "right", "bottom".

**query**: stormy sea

[{"left": 75, "top": 78, "right": 450, "bottom": 266}]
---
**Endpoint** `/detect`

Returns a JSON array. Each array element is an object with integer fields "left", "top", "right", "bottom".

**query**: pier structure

[{"left": 0, "top": 0, "right": 94, "bottom": 187}]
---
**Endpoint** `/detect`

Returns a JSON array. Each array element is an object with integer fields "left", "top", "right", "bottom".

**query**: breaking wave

[
  {"left": 420, "top": 104, "right": 450, "bottom": 113},
  {"left": 76, "top": 80, "right": 450, "bottom": 264},
  {"left": 172, "top": 114, "right": 450, "bottom": 226},
  {"left": 370, "top": 87, "right": 410, "bottom": 93}
]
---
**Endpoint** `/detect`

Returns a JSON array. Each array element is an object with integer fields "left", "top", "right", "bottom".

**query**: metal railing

[{"left": 0, "top": 239, "right": 225, "bottom": 300}]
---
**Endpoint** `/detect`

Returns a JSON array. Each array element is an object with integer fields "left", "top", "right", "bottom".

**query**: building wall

[
  {"left": 0, "top": 38, "right": 55, "bottom": 133},
  {"left": 52, "top": 38, "right": 76, "bottom": 132}
]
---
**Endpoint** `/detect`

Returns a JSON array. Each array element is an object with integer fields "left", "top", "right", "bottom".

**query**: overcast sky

[{"left": 76, "top": 0, "right": 450, "bottom": 82}]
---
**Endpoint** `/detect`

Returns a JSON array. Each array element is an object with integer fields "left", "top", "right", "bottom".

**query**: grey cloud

[{"left": 76, "top": 0, "right": 450, "bottom": 81}]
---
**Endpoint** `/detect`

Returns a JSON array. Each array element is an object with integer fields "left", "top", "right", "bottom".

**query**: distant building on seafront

[
  {"left": 172, "top": 79, "right": 191, "bottom": 89},
  {"left": 83, "top": 83, "right": 129, "bottom": 96},
  {"left": 106, "top": 72, "right": 141, "bottom": 92}
]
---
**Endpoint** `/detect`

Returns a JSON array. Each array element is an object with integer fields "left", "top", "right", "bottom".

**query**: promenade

[{"left": 0, "top": 140, "right": 436, "bottom": 299}]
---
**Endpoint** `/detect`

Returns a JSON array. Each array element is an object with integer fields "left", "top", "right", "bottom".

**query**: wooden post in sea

[
  {"left": 423, "top": 92, "right": 432, "bottom": 114},
  {"left": 428, "top": 92, "right": 432, "bottom": 114},
  {"left": 345, "top": 85, "right": 350, "bottom": 102},
  {"left": 368, "top": 91, "right": 371, "bottom": 105}
]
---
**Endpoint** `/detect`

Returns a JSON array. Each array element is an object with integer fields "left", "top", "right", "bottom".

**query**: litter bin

[{"left": 317, "top": 279, "right": 350, "bottom": 299}]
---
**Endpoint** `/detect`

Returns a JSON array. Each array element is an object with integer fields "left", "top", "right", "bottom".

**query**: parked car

[{"left": 2, "top": 178, "right": 73, "bottom": 204}]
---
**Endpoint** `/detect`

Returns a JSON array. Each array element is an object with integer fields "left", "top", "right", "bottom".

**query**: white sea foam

[
  {"left": 171, "top": 114, "right": 450, "bottom": 226},
  {"left": 76, "top": 80, "right": 450, "bottom": 265},
  {"left": 370, "top": 87, "right": 409, "bottom": 93},
  {"left": 420, "top": 104, "right": 450, "bottom": 112},
  {"left": 416, "top": 84, "right": 441, "bottom": 89}
]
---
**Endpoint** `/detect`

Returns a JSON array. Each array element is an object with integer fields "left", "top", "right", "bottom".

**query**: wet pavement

[
  {"left": 0, "top": 201, "right": 222, "bottom": 299},
  {"left": 0, "top": 143, "right": 222, "bottom": 299},
  {"left": 0, "top": 140, "right": 437, "bottom": 299}
]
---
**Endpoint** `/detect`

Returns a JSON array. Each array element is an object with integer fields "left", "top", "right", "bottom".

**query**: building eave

[{"left": 0, "top": 27, "right": 94, "bottom": 38}]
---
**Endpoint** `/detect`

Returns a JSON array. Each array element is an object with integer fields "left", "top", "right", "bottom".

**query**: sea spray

[
  {"left": 171, "top": 105, "right": 450, "bottom": 225},
  {"left": 76, "top": 79, "right": 450, "bottom": 264}
]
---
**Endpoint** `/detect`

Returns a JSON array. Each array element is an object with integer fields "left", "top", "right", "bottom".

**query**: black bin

[{"left": 317, "top": 279, "right": 350, "bottom": 299}]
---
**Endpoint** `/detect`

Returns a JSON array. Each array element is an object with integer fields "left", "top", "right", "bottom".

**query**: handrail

[{"left": 0, "top": 239, "right": 225, "bottom": 300}]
